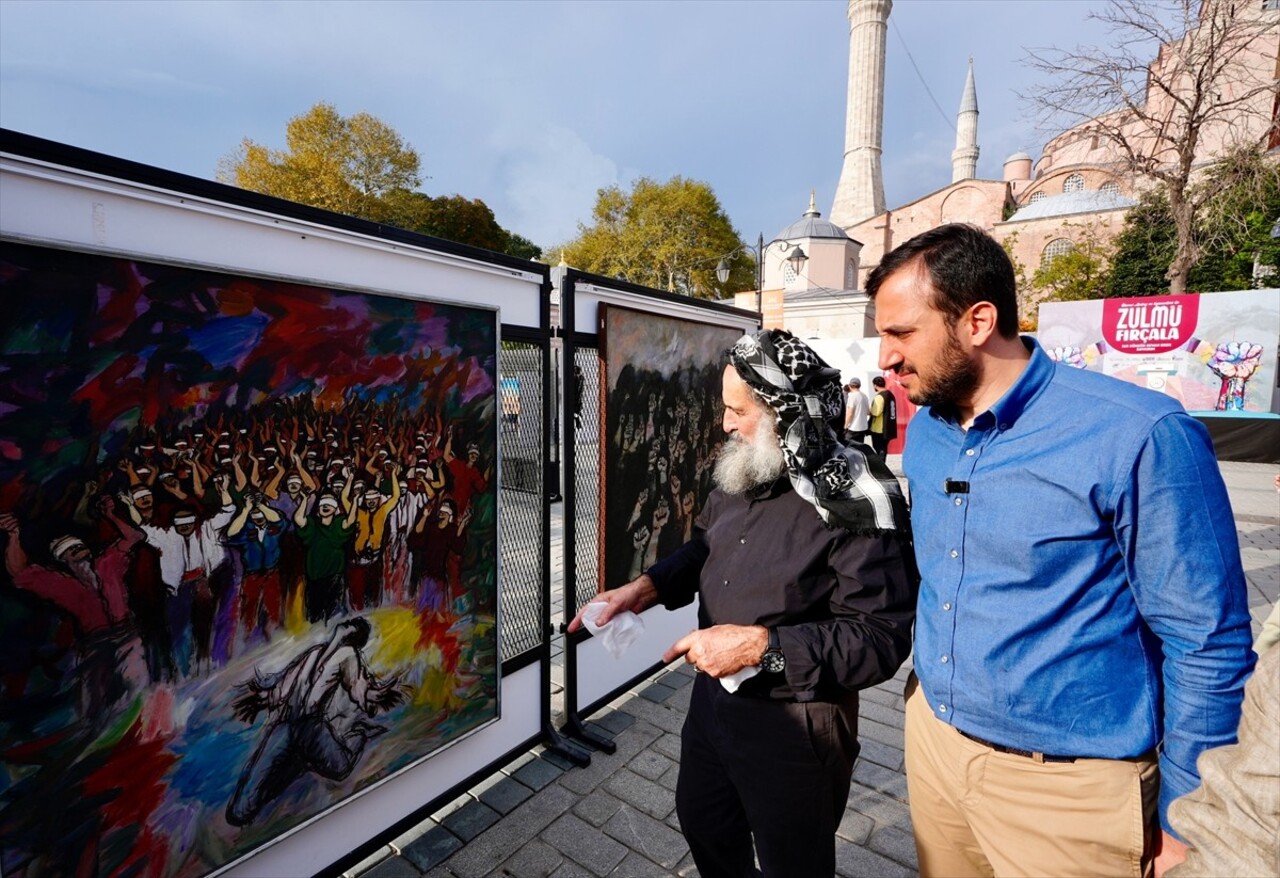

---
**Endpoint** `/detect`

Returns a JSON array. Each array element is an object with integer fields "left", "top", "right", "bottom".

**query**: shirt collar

[{"left": 929, "top": 336, "right": 1052, "bottom": 429}]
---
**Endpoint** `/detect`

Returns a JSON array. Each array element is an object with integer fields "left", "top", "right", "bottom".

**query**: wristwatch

[{"left": 760, "top": 627, "right": 786, "bottom": 674}]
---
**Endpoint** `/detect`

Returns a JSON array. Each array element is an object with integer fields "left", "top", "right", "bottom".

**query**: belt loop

[{"left": 1032, "top": 751, "right": 1046, "bottom": 764}]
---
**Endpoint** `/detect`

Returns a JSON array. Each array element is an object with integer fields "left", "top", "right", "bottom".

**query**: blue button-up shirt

[{"left": 907, "top": 338, "right": 1254, "bottom": 835}]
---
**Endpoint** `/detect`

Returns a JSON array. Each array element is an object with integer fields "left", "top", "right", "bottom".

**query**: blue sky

[{"left": 0, "top": 0, "right": 1116, "bottom": 251}]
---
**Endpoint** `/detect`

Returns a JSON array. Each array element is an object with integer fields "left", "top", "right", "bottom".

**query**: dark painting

[
  {"left": 0, "top": 242, "right": 500, "bottom": 877},
  {"left": 598, "top": 304, "right": 742, "bottom": 592}
]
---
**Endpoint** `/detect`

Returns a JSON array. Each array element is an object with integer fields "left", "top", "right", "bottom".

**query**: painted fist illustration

[
  {"left": 1206, "top": 341, "right": 1263, "bottom": 411},
  {"left": 1048, "top": 346, "right": 1087, "bottom": 369}
]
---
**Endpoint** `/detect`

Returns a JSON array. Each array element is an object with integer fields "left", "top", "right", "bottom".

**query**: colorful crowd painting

[
  {"left": 0, "top": 242, "right": 501, "bottom": 877},
  {"left": 598, "top": 305, "right": 744, "bottom": 592}
]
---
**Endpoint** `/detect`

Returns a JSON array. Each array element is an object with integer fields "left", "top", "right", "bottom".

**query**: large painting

[
  {"left": 0, "top": 242, "right": 500, "bottom": 877},
  {"left": 598, "top": 304, "right": 742, "bottom": 592}
]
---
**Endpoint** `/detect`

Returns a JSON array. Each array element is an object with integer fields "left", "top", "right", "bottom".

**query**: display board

[
  {"left": 0, "top": 131, "right": 550, "bottom": 878},
  {"left": 1038, "top": 290, "right": 1280, "bottom": 414}
]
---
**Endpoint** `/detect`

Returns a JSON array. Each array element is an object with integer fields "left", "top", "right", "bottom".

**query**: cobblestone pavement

[{"left": 350, "top": 459, "right": 1278, "bottom": 878}]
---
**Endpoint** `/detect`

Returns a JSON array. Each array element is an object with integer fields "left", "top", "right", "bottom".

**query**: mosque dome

[{"left": 772, "top": 192, "right": 851, "bottom": 243}]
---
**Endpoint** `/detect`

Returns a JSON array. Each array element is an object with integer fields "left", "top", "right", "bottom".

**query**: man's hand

[
  {"left": 568, "top": 575, "right": 659, "bottom": 633},
  {"left": 1153, "top": 830, "right": 1189, "bottom": 878},
  {"left": 663, "top": 625, "right": 768, "bottom": 679}
]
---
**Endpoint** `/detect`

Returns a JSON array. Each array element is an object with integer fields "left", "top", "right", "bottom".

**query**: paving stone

[
  {"left": 853, "top": 757, "right": 909, "bottom": 801},
  {"left": 549, "top": 861, "right": 595, "bottom": 878},
  {"left": 846, "top": 783, "right": 914, "bottom": 833},
  {"left": 859, "top": 698, "right": 906, "bottom": 730},
  {"left": 497, "top": 838, "right": 565, "bottom": 878},
  {"left": 401, "top": 825, "right": 464, "bottom": 872},
  {"left": 602, "top": 805, "right": 689, "bottom": 870},
  {"left": 442, "top": 800, "right": 501, "bottom": 842},
  {"left": 857, "top": 736, "right": 905, "bottom": 772},
  {"left": 429, "top": 792, "right": 474, "bottom": 823},
  {"left": 343, "top": 845, "right": 397, "bottom": 877},
  {"left": 651, "top": 732, "right": 683, "bottom": 761},
  {"left": 836, "top": 807, "right": 875, "bottom": 845},
  {"left": 543, "top": 812, "right": 629, "bottom": 876},
  {"left": 473, "top": 774, "right": 535, "bottom": 815},
  {"left": 444, "top": 784, "right": 577, "bottom": 878},
  {"left": 638, "top": 682, "right": 678, "bottom": 703},
  {"left": 835, "top": 836, "right": 915, "bottom": 878},
  {"left": 860, "top": 685, "right": 905, "bottom": 710},
  {"left": 587, "top": 710, "right": 636, "bottom": 736},
  {"left": 657, "top": 763, "right": 681, "bottom": 792},
  {"left": 617, "top": 692, "right": 687, "bottom": 734},
  {"left": 604, "top": 768, "right": 677, "bottom": 820},
  {"left": 558, "top": 721, "right": 663, "bottom": 795},
  {"left": 867, "top": 823, "right": 919, "bottom": 869},
  {"left": 512, "top": 754, "right": 568, "bottom": 791},
  {"left": 656, "top": 669, "right": 694, "bottom": 689},
  {"left": 675, "top": 852, "right": 701, "bottom": 876},
  {"left": 542, "top": 746, "right": 582, "bottom": 771},
  {"left": 362, "top": 853, "right": 422, "bottom": 878},
  {"left": 857, "top": 715, "right": 907, "bottom": 749},
  {"left": 628, "top": 749, "right": 675, "bottom": 781},
  {"left": 609, "top": 851, "right": 686, "bottom": 877},
  {"left": 573, "top": 789, "right": 624, "bottom": 828}
]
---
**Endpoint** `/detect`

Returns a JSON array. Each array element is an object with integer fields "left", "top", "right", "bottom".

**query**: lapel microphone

[{"left": 944, "top": 479, "right": 970, "bottom": 495}]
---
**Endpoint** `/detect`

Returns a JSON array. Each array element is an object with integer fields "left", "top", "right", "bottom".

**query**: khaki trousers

[{"left": 904, "top": 674, "right": 1159, "bottom": 878}]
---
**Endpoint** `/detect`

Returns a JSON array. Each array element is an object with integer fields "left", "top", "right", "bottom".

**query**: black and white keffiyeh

[{"left": 726, "top": 329, "right": 910, "bottom": 538}]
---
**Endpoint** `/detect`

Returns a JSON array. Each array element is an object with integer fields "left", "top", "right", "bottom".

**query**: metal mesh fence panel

[
  {"left": 498, "top": 342, "right": 544, "bottom": 663},
  {"left": 572, "top": 347, "right": 601, "bottom": 613}
]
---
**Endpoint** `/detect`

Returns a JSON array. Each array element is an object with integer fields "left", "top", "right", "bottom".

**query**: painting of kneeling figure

[{"left": 0, "top": 241, "right": 500, "bottom": 877}]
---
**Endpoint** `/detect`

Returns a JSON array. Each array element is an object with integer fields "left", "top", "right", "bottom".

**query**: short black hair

[
  {"left": 866, "top": 223, "right": 1019, "bottom": 339},
  {"left": 872, "top": 376, "right": 886, "bottom": 388}
]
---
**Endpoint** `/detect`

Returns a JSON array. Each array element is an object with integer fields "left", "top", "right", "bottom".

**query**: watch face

[{"left": 760, "top": 650, "right": 785, "bottom": 674}]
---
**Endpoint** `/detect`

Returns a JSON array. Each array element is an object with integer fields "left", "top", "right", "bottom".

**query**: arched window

[
  {"left": 846, "top": 260, "right": 856, "bottom": 290},
  {"left": 1042, "top": 238, "right": 1074, "bottom": 268},
  {"left": 1100, "top": 180, "right": 1120, "bottom": 196},
  {"left": 783, "top": 262, "right": 798, "bottom": 286},
  {"left": 1063, "top": 173, "right": 1085, "bottom": 193},
  {"left": 1030, "top": 191, "right": 1048, "bottom": 203}
]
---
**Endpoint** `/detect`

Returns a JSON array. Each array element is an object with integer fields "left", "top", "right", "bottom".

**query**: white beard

[{"left": 713, "top": 421, "right": 786, "bottom": 495}]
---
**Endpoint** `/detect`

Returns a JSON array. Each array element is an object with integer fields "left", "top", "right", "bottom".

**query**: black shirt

[{"left": 646, "top": 476, "right": 917, "bottom": 703}]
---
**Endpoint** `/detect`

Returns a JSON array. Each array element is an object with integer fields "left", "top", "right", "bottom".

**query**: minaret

[
  {"left": 830, "top": 0, "right": 891, "bottom": 229},
  {"left": 951, "top": 58, "right": 980, "bottom": 183}
]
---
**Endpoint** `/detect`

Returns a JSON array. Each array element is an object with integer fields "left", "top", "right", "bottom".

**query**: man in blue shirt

[{"left": 867, "top": 223, "right": 1254, "bottom": 878}]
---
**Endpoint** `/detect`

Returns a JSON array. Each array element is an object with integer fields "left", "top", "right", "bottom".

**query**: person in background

[
  {"left": 868, "top": 375, "right": 897, "bottom": 457},
  {"left": 842, "top": 377, "right": 871, "bottom": 448}
]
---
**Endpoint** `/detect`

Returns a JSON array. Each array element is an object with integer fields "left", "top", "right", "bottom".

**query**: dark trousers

[
  {"left": 676, "top": 673, "right": 860, "bottom": 878},
  {"left": 870, "top": 431, "right": 890, "bottom": 458}
]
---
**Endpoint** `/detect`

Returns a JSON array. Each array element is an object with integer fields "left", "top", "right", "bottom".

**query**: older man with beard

[{"left": 570, "top": 329, "right": 917, "bottom": 878}]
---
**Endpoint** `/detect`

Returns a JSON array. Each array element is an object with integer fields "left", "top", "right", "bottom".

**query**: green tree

[
  {"left": 1030, "top": 221, "right": 1115, "bottom": 304},
  {"left": 1107, "top": 190, "right": 1178, "bottom": 298},
  {"left": 1191, "top": 146, "right": 1280, "bottom": 290},
  {"left": 558, "top": 176, "right": 752, "bottom": 298},
  {"left": 219, "top": 103, "right": 420, "bottom": 218},
  {"left": 219, "top": 104, "right": 541, "bottom": 261},
  {"left": 1108, "top": 147, "right": 1280, "bottom": 296}
]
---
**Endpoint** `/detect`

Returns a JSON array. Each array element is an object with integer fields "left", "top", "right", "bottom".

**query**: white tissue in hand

[
  {"left": 580, "top": 602, "right": 645, "bottom": 658},
  {"left": 719, "top": 665, "right": 761, "bottom": 693}
]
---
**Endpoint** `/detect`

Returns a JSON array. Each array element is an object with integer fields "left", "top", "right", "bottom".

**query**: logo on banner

[{"left": 1102, "top": 295, "right": 1199, "bottom": 355}]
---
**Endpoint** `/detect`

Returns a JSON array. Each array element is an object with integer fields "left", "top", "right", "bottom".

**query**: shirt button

[
  {"left": 939, "top": 704, "right": 947, "bottom": 713},
  {"left": 739, "top": 537, "right": 746, "bottom": 544},
  {"left": 723, "top": 579, "right": 729, "bottom": 587},
  {"left": 950, "top": 549, "right": 958, "bottom": 558},
  {"left": 940, "top": 655, "right": 949, "bottom": 663},
  {"left": 966, "top": 449, "right": 975, "bottom": 456},
  {"left": 953, "top": 497, "right": 963, "bottom": 506},
  {"left": 999, "top": 423, "right": 1010, "bottom": 431},
  {"left": 943, "top": 602, "right": 952, "bottom": 610}
]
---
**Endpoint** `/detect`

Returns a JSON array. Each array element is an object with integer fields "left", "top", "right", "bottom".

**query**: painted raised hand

[{"left": 1205, "top": 341, "right": 1263, "bottom": 411}]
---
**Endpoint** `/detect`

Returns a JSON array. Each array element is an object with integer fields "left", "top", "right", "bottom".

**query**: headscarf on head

[{"left": 726, "top": 329, "right": 910, "bottom": 538}]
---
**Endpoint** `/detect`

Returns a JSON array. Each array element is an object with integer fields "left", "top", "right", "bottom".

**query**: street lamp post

[{"left": 716, "top": 234, "right": 809, "bottom": 318}]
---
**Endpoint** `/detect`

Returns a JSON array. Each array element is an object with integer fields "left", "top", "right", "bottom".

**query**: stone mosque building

[{"left": 742, "top": 0, "right": 1280, "bottom": 338}]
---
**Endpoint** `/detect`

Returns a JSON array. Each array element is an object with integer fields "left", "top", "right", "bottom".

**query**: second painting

[{"left": 597, "top": 304, "right": 744, "bottom": 592}]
